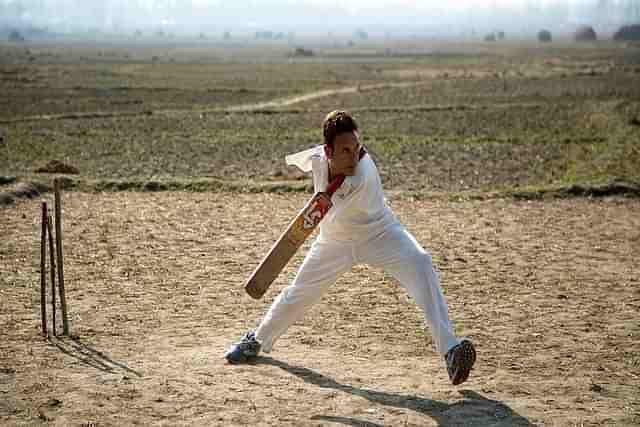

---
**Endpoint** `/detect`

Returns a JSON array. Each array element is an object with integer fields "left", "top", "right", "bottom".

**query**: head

[{"left": 322, "top": 110, "right": 361, "bottom": 177}]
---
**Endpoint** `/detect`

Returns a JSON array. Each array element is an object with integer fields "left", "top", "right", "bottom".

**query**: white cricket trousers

[{"left": 255, "top": 222, "right": 460, "bottom": 355}]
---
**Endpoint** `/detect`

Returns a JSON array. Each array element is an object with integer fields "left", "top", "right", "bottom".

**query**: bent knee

[
  {"left": 280, "top": 285, "right": 323, "bottom": 306},
  {"left": 407, "top": 250, "right": 431, "bottom": 269},
  {"left": 422, "top": 251, "right": 433, "bottom": 266}
]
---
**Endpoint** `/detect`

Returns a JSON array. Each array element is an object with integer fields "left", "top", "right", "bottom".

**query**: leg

[
  {"left": 255, "top": 238, "right": 354, "bottom": 352},
  {"left": 362, "top": 224, "right": 475, "bottom": 384},
  {"left": 361, "top": 223, "right": 459, "bottom": 355}
]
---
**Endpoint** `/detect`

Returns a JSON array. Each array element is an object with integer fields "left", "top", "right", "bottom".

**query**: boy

[{"left": 225, "top": 110, "right": 476, "bottom": 385}]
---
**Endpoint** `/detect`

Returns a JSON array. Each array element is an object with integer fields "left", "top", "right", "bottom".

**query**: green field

[{"left": 1, "top": 39, "right": 639, "bottom": 197}]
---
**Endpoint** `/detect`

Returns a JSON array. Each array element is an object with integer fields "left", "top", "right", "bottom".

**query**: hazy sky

[{"left": 1, "top": 0, "right": 637, "bottom": 36}]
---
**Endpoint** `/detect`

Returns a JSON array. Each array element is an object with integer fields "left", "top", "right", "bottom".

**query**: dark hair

[{"left": 322, "top": 110, "right": 358, "bottom": 149}]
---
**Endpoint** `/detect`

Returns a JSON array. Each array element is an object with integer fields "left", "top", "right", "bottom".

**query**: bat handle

[{"left": 326, "top": 175, "right": 345, "bottom": 196}]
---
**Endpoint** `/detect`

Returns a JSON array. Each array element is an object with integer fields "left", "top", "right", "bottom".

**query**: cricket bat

[{"left": 244, "top": 175, "right": 345, "bottom": 299}]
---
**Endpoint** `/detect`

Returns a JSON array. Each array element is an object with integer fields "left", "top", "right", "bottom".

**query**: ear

[{"left": 324, "top": 144, "right": 333, "bottom": 159}]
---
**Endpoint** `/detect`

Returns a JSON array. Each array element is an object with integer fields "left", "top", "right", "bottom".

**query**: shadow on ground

[
  {"left": 258, "top": 356, "right": 533, "bottom": 426},
  {"left": 310, "top": 415, "right": 385, "bottom": 427},
  {"left": 50, "top": 336, "right": 142, "bottom": 377}
]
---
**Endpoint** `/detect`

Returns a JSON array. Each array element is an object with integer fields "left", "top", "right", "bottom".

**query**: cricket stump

[
  {"left": 40, "top": 202, "right": 47, "bottom": 336},
  {"left": 54, "top": 178, "right": 70, "bottom": 336}
]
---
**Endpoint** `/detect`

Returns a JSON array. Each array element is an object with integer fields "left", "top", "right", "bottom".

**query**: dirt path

[
  {"left": 225, "top": 82, "right": 423, "bottom": 112},
  {"left": 0, "top": 82, "right": 427, "bottom": 124},
  {"left": 1, "top": 193, "right": 639, "bottom": 426}
]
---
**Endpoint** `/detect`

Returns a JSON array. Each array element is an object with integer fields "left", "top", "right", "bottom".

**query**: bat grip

[{"left": 326, "top": 175, "right": 345, "bottom": 196}]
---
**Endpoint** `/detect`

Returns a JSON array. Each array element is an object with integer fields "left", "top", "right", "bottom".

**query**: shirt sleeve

[
  {"left": 311, "top": 155, "right": 329, "bottom": 193},
  {"left": 285, "top": 145, "right": 324, "bottom": 173}
]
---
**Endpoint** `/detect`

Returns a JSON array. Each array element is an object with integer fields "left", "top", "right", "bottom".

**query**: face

[{"left": 325, "top": 131, "right": 361, "bottom": 177}]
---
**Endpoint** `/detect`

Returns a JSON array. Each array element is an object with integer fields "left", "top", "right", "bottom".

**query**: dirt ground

[{"left": 1, "top": 191, "right": 639, "bottom": 426}]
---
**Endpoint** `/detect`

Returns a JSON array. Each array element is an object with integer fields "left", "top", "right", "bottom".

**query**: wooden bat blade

[{"left": 244, "top": 192, "right": 333, "bottom": 299}]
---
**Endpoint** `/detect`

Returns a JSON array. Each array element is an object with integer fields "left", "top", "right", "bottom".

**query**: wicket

[
  {"left": 46, "top": 213, "right": 56, "bottom": 334},
  {"left": 40, "top": 203, "right": 47, "bottom": 336},
  {"left": 54, "top": 178, "right": 70, "bottom": 335},
  {"left": 39, "top": 178, "right": 71, "bottom": 337}
]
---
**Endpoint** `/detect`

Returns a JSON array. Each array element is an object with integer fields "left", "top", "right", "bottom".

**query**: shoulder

[{"left": 359, "top": 152, "right": 378, "bottom": 172}]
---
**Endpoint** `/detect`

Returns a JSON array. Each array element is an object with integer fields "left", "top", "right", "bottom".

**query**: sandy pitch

[{"left": 1, "top": 192, "right": 639, "bottom": 426}]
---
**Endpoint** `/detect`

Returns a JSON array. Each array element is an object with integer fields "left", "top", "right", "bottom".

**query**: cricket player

[{"left": 225, "top": 110, "right": 476, "bottom": 385}]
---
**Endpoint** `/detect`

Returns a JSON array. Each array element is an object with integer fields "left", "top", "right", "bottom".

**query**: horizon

[{"left": 1, "top": 0, "right": 639, "bottom": 38}]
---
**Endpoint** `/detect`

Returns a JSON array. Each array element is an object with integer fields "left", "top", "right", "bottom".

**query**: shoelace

[{"left": 237, "top": 335, "right": 257, "bottom": 350}]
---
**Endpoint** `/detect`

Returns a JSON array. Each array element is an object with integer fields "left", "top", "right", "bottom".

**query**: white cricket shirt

[{"left": 286, "top": 145, "right": 396, "bottom": 242}]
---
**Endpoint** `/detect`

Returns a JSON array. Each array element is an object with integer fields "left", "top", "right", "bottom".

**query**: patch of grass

[
  {"left": 560, "top": 139, "right": 640, "bottom": 185},
  {"left": 417, "top": 178, "right": 640, "bottom": 202},
  {"left": 80, "top": 177, "right": 309, "bottom": 194}
]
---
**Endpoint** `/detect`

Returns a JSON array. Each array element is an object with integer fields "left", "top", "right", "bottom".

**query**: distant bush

[
  {"left": 255, "top": 31, "right": 274, "bottom": 40},
  {"left": 354, "top": 29, "right": 368, "bottom": 40},
  {"left": 293, "top": 47, "right": 313, "bottom": 57},
  {"left": 8, "top": 30, "right": 25, "bottom": 42},
  {"left": 574, "top": 25, "right": 597, "bottom": 42},
  {"left": 497, "top": 31, "right": 505, "bottom": 40},
  {"left": 484, "top": 33, "right": 496, "bottom": 42},
  {"left": 254, "top": 30, "right": 285, "bottom": 40},
  {"left": 538, "top": 30, "right": 552, "bottom": 42},
  {"left": 223, "top": 31, "right": 231, "bottom": 40},
  {"left": 35, "top": 160, "right": 79, "bottom": 174},
  {"left": 613, "top": 24, "right": 640, "bottom": 41}
]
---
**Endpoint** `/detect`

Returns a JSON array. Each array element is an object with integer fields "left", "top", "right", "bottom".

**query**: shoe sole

[
  {"left": 224, "top": 347, "right": 251, "bottom": 364},
  {"left": 224, "top": 347, "right": 260, "bottom": 364},
  {"left": 451, "top": 340, "right": 476, "bottom": 386}
]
